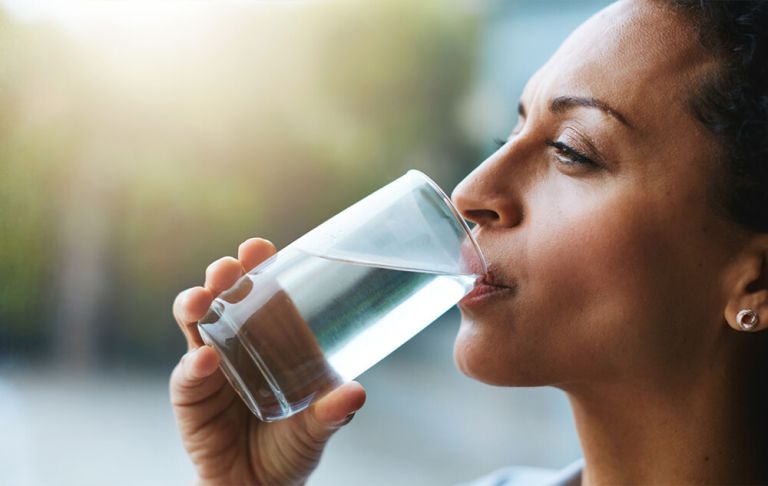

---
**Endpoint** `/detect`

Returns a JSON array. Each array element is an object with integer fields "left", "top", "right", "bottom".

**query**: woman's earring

[{"left": 736, "top": 309, "right": 759, "bottom": 331}]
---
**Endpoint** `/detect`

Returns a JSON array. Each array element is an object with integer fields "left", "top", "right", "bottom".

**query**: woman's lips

[{"left": 458, "top": 274, "right": 515, "bottom": 309}]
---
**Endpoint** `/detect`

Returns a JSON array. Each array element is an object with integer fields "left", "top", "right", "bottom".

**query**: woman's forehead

[{"left": 522, "top": 0, "right": 717, "bottom": 134}]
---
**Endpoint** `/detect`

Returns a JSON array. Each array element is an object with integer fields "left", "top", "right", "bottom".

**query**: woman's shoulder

[{"left": 458, "top": 459, "right": 584, "bottom": 486}]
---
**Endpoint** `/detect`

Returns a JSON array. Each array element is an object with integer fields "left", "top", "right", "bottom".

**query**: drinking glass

[{"left": 198, "top": 170, "right": 487, "bottom": 421}]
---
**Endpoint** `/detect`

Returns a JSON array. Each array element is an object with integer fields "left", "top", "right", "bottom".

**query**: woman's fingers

[
  {"left": 173, "top": 255, "right": 244, "bottom": 350},
  {"left": 238, "top": 237, "right": 277, "bottom": 272},
  {"left": 205, "top": 256, "right": 245, "bottom": 295},
  {"left": 172, "top": 239, "right": 278, "bottom": 392},
  {"left": 169, "top": 345, "right": 228, "bottom": 408},
  {"left": 173, "top": 286, "right": 214, "bottom": 350},
  {"left": 173, "top": 239, "right": 272, "bottom": 350}
]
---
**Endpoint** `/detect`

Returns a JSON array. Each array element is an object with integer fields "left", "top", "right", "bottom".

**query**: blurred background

[{"left": 0, "top": 0, "right": 609, "bottom": 484}]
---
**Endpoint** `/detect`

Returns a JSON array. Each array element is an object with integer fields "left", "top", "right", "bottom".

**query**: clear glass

[{"left": 198, "top": 170, "right": 487, "bottom": 421}]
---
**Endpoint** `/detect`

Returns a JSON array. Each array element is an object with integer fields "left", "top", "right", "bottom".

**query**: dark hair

[
  {"left": 665, "top": 0, "right": 768, "bottom": 233},
  {"left": 664, "top": 2, "right": 768, "bottom": 440}
]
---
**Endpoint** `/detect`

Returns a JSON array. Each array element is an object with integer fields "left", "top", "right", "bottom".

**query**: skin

[
  {"left": 171, "top": 0, "right": 768, "bottom": 484},
  {"left": 452, "top": 0, "right": 768, "bottom": 484},
  {"left": 171, "top": 238, "right": 366, "bottom": 485},
  {"left": 454, "top": 0, "right": 732, "bottom": 392}
]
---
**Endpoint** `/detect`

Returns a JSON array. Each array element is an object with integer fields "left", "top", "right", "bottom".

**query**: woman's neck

[{"left": 564, "top": 354, "right": 767, "bottom": 485}]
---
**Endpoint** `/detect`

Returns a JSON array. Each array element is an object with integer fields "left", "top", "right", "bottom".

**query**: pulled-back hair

[
  {"left": 666, "top": 0, "right": 768, "bottom": 233},
  {"left": 664, "top": 0, "right": 768, "bottom": 447}
]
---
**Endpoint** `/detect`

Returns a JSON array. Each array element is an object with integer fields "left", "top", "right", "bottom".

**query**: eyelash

[
  {"left": 493, "top": 137, "right": 508, "bottom": 148},
  {"left": 493, "top": 137, "right": 600, "bottom": 169},
  {"left": 546, "top": 140, "right": 600, "bottom": 169}
]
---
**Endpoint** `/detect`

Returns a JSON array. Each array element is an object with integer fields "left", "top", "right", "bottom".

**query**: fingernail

[{"left": 339, "top": 412, "right": 356, "bottom": 426}]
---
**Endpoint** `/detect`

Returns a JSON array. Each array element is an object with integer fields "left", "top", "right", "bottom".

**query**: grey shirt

[{"left": 466, "top": 459, "right": 584, "bottom": 486}]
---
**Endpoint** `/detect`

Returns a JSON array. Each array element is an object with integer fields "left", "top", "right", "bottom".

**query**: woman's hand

[{"left": 170, "top": 238, "right": 366, "bottom": 485}]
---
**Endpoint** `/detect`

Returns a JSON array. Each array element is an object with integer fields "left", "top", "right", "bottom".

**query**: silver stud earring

[{"left": 736, "top": 309, "right": 759, "bottom": 331}]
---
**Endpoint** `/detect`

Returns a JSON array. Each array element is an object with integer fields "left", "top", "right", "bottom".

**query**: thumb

[{"left": 302, "top": 381, "right": 366, "bottom": 442}]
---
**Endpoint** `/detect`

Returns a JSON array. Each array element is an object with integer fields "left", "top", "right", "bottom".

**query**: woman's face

[{"left": 452, "top": 0, "right": 743, "bottom": 390}]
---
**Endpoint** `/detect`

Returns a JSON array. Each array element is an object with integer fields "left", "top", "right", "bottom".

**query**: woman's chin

[
  {"left": 453, "top": 321, "right": 549, "bottom": 387},
  {"left": 452, "top": 325, "right": 509, "bottom": 385}
]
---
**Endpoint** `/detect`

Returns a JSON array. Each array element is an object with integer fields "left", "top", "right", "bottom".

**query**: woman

[{"left": 170, "top": 0, "right": 768, "bottom": 484}]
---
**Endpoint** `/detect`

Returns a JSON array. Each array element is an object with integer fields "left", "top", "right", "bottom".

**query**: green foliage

[{"left": 0, "top": 0, "right": 481, "bottom": 367}]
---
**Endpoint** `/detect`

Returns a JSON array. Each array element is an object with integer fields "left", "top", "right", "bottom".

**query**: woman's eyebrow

[{"left": 550, "top": 95, "right": 634, "bottom": 129}]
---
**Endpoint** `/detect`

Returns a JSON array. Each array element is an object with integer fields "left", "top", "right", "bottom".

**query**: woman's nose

[{"left": 451, "top": 156, "right": 523, "bottom": 229}]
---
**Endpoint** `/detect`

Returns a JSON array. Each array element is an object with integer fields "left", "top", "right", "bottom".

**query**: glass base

[{"left": 198, "top": 311, "right": 297, "bottom": 422}]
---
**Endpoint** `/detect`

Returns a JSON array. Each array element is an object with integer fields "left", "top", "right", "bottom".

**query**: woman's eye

[
  {"left": 493, "top": 129, "right": 523, "bottom": 149},
  {"left": 546, "top": 140, "right": 601, "bottom": 170},
  {"left": 493, "top": 119, "right": 525, "bottom": 149}
]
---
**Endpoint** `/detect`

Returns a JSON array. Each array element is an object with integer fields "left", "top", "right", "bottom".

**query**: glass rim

[{"left": 406, "top": 169, "right": 488, "bottom": 276}]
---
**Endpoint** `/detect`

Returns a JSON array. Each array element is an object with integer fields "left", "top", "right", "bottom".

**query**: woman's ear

[{"left": 724, "top": 237, "right": 768, "bottom": 332}]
